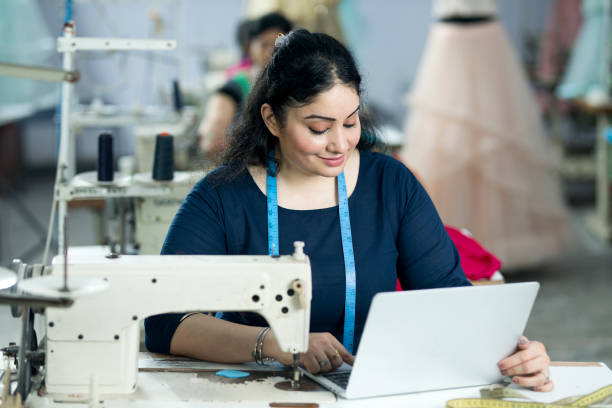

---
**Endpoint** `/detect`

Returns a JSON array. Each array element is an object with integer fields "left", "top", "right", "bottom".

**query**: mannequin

[
  {"left": 432, "top": 0, "right": 497, "bottom": 20},
  {"left": 400, "top": 0, "right": 570, "bottom": 270}
]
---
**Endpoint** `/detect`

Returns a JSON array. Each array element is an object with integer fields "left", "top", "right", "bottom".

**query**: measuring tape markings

[
  {"left": 267, "top": 160, "right": 280, "bottom": 257},
  {"left": 447, "top": 384, "right": 612, "bottom": 408},
  {"left": 337, "top": 172, "right": 357, "bottom": 355},
  {"left": 570, "top": 384, "right": 612, "bottom": 406},
  {"left": 447, "top": 399, "right": 570, "bottom": 408},
  {"left": 266, "top": 157, "right": 357, "bottom": 354}
]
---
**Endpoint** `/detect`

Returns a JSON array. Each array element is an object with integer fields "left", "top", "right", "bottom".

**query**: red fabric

[{"left": 396, "top": 226, "right": 502, "bottom": 290}]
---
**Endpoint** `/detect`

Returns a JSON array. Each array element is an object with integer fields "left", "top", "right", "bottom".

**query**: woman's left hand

[{"left": 497, "top": 336, "right": 553, "bottom": 392}]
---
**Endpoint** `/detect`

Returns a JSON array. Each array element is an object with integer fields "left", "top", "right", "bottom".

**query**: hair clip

[{"left": 274, "top": 32, "right": 289, "bottom": 49}]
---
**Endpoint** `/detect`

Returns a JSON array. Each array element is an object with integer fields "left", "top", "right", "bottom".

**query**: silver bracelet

[
  {"left": 179, "top": 312, "right": 201, "bottom": 322},
  {"left": 253, "top": 327, "right": 273, "bottom": 365},
  {"left": 252, "top": 327, "right": 268, "bottom": 364},
  {"left": 257, "top": 327, "right": 271, "bottom": 365}
]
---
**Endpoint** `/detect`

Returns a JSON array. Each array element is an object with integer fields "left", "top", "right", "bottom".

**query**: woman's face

[
  {"left": 249, "top": 28, "right": 281, "bottom": 69},
  {"left": 273, "top": 83, "right": 361, "bottom": 179}
]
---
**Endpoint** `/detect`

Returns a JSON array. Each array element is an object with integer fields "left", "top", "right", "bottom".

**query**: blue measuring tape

[
  {"left": 337, "top": 172, "right": 357, "bottom": 354},
  {"left": 267, "top": 159, "right": 280, "bottom": 257},
  {"left": 266, "top": 158, "right": 357, "bottom": 354}
]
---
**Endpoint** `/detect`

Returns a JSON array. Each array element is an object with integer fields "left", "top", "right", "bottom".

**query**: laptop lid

[{"left": 339, "top": 282, "right": 539, "bottom": 399}]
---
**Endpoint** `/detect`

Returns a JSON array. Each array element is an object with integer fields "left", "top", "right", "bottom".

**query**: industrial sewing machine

[{"left": 6, "top": 242, "right": 311, "bottom": 402}]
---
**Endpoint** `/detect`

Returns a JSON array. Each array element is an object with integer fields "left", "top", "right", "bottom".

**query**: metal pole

[
  {"left": 62, "top": 215, "right": 69, "bottom": 292},
  {"left": 56, "top": 22, "right": 75, "bottom": 256},
  {"left": 0, "top": 62, "right": 78, "bottom": 83}
]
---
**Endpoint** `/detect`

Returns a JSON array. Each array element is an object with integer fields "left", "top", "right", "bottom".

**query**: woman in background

[{"left": 198, "top": 12, "right": 293, "bottom": 156}]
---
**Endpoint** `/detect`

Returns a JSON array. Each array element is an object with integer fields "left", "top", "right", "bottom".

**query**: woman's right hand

[{"left": 268, "top": 332, "right": 354, "bottom": 374}]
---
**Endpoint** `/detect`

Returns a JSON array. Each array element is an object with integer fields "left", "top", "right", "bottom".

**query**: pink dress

[{"left": 399, "top": 21, "right": 570, "bottom": 270}]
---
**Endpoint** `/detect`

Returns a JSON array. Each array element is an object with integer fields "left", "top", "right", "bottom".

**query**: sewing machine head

[{"left": 42, "top": 243, "right": 311, "bottom": 400}]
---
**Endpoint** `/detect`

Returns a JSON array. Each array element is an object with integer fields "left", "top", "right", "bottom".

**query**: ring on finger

[
  {"left": 319, "top": 359, "right": 330, "bottom": 368},
  {"left": 332, "top": 349, "right": 341, "bottom": 359},
  {"left": 541, "top": 370, "right": 551, "bottom": 382}
]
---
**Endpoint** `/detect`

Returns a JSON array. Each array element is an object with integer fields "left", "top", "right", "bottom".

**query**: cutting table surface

[{"left": 18, "top": 354, "right": 612, "bottom": 407}]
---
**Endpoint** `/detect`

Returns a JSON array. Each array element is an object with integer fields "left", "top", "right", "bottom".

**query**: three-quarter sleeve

[{"left": 396, "top": 171, "right": 471, "bottom": 290}]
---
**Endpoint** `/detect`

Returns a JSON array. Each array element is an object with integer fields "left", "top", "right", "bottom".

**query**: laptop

[{"left": 302, "top": 282, "right": 539, "bottom": 399}]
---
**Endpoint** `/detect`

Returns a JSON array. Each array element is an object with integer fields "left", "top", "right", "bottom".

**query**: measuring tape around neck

[
  {"left": 267, "top": 159, "right": 280, "bottom": 257},
  {"left": 337, "top": 171, "right": 357, "bottom": 354},
  {"left": 266, "top": 158, "right": 357, "bottom": 354}
]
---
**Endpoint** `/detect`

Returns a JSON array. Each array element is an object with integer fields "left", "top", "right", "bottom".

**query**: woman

[
  {"left": 197, "top": 12, "right": 293, "bottom": 156},
  {"left": 146, "top": 29, "right": 553, "bottom": 392}
]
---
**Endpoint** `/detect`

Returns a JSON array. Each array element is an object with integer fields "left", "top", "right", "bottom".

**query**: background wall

[
  {"left": 8, "top": 0, "right": 553, "bottom": 168},
  {"left": 2, "top": 0, "right": 612, "bottom": 369}
]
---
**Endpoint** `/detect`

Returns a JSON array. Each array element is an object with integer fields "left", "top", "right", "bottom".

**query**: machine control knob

[
  {"left": 292, "top": 241, "right": 305, "bottom": 261},
  {"left": 291, "top": 279, "right": 306, "bottom": 309}
]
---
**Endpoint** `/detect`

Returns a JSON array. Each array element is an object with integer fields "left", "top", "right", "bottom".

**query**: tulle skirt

[{"left": 399, "top": 21, "right": 570, "bottom": 270}]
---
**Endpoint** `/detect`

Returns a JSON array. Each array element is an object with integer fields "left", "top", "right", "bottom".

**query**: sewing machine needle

[{"left": 291, "top": 353, "right": 300, "bottom": 389}]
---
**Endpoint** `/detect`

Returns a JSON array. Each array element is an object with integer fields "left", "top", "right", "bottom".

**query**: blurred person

[
  {"left": 198, "top": 12, "right": 292, "bottom": 157},
  {"left": 224, "top": 19, "right": 254, "bottom": 79}
]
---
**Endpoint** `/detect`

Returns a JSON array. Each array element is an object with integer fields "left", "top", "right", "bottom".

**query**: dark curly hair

[
  {"left": 217, "top": 29, "right": 380, "bottom": 180},
  {"left": 248, "top": 12, "right": 293, "bottom": 42}
]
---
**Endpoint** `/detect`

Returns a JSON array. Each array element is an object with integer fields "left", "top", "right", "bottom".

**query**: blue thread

[
  {"left": 64, "top": 0, "right": 73, "bottom": 23},
  {"left": 337, "top": 172, "right": 356, "bottom": 354},
  {"left": 215, "top": 369, "right": 250, "bottom": 378}
]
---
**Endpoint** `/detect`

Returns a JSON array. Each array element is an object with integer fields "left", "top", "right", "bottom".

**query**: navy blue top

[{"left": 144, "top": 151, "right": 470, "bottom": 354}]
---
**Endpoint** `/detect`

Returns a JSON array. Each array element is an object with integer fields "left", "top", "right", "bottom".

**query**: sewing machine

[
  {"left": 6, "top": 246, "right": 612, "bottom": 407},
  {"left": 39, "top": 242, "right": 311, "bottom": 401}
]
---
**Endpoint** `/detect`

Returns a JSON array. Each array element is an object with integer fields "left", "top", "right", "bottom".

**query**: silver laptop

[{"left": 302, "top": 282, "right": 539, "bottom": 399}]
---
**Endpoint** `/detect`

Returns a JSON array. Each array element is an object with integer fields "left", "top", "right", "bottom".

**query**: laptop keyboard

[{"left": 321, "top": 370, "right": 351, "bottom": 389}]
